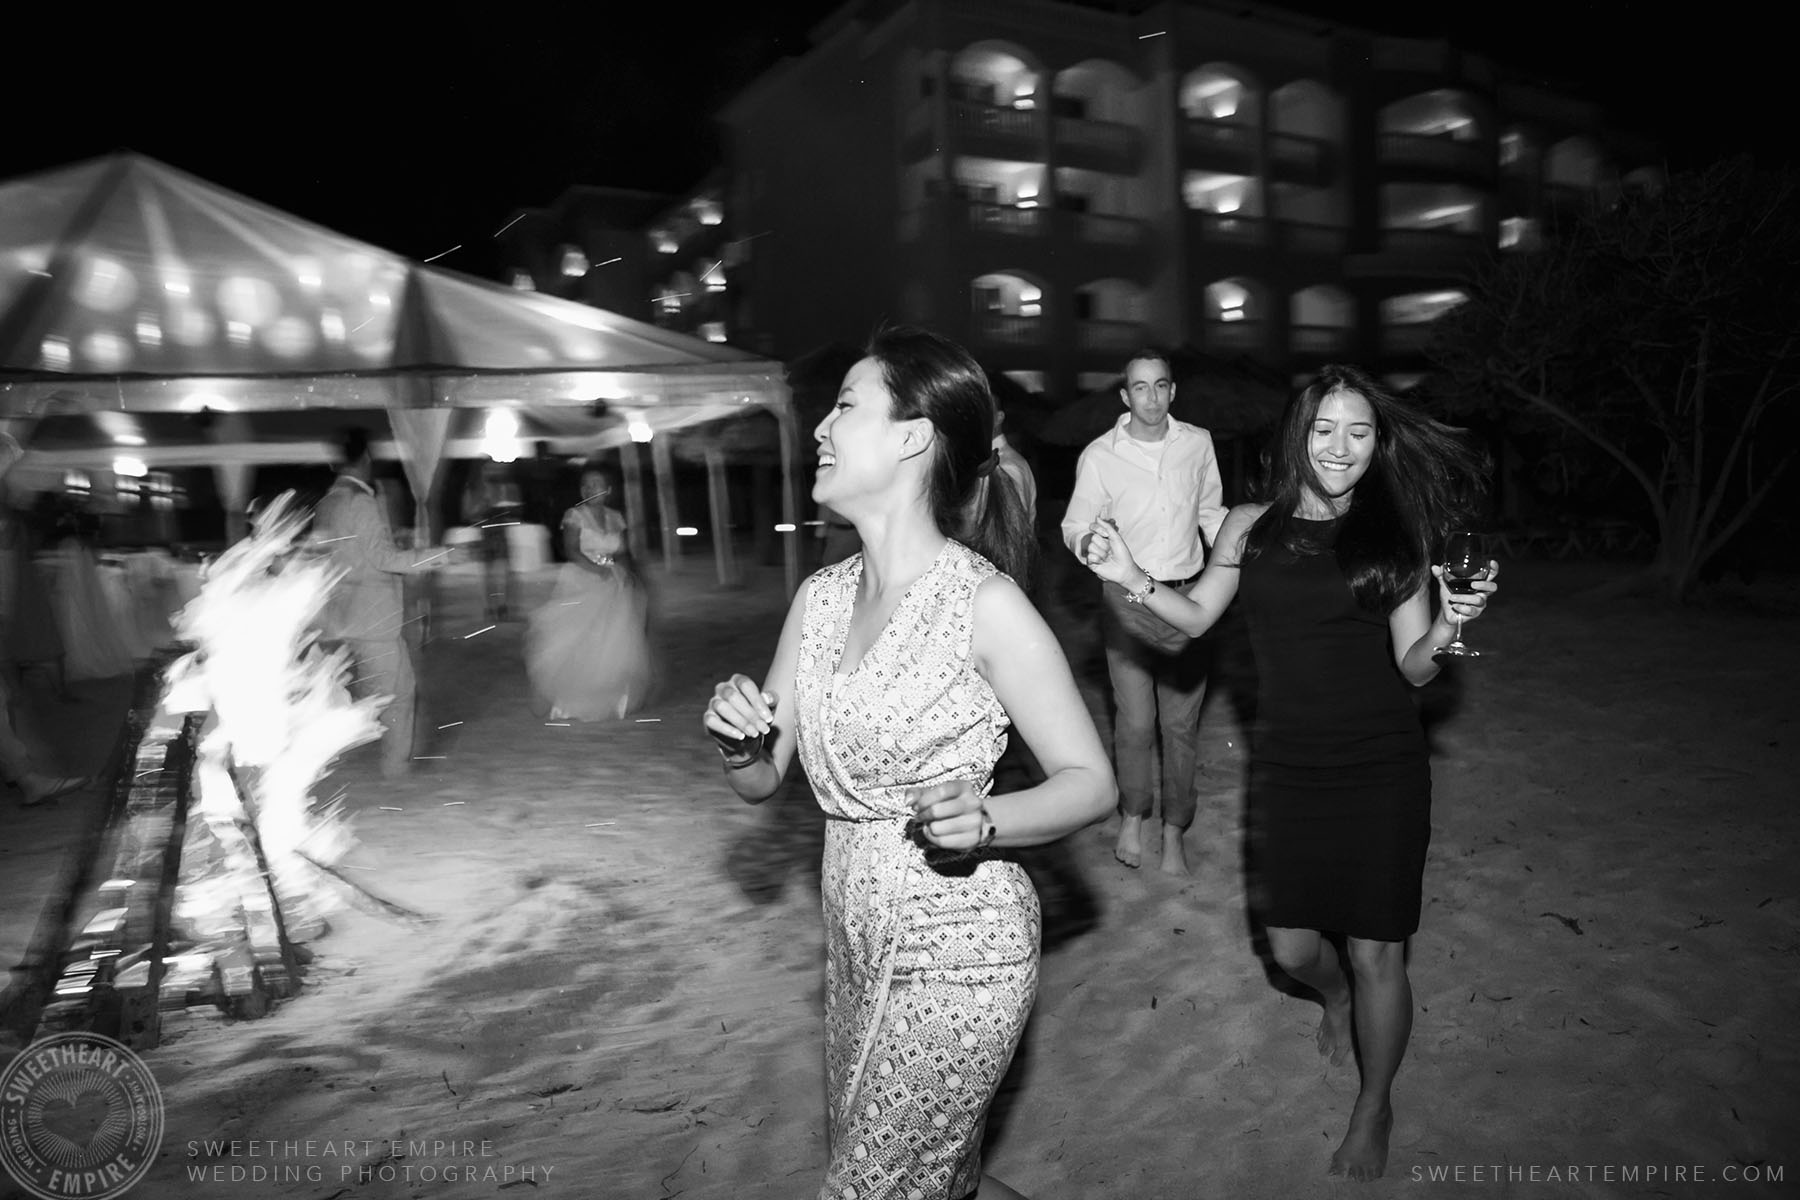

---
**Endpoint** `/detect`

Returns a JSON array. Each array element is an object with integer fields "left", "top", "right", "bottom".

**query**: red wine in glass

[{"left": 1435, "top": 531, "right": 1484, "bottom": 658}]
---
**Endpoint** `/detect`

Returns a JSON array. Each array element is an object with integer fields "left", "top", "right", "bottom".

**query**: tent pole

[
  {"left": 650, "top": 433, "right": 679, "bottom": 572},
  {"left": 618, "top": 444, "right": 648, "bottom": 564},
  {"left": 703, "top": 446, "right": 739, "bottom": 589},
  {"left": 772, "top": 400, "right": 800, "bottom": 598}
]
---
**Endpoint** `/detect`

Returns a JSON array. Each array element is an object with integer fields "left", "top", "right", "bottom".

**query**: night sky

[{"left": 1, "top": 2, "right": 1780, "bottom": 281}]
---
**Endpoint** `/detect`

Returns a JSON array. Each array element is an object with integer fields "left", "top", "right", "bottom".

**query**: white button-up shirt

[{"left": 1060, "top": 414, "right": 1227, "bottom": 582}]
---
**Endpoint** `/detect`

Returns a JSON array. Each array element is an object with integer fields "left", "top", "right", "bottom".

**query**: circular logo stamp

[{"left": 1, "top": 1032, "right": 164, "bottom": 1200}]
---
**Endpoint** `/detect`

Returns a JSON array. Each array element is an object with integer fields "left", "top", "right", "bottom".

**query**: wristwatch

[
  {"left": 1122, "top": 572, "right": 1157, "bottom": 605},
  {"left": 717, "top": 730, "right": 765, "bottom": 769}
]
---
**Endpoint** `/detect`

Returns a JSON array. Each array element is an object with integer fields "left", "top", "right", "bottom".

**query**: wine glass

[{"left": 1435, "top": 530, "right": 1486, "bottom": 659}]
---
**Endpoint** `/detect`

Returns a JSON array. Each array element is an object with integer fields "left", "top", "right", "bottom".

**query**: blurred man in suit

[{"left": 313, "top": 428, "right": 440, "bottom": 778}]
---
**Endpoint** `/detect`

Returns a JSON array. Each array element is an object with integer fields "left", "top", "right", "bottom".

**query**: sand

[{"left": 3, "top": 551, "right": 1796, "bottom": 1200}]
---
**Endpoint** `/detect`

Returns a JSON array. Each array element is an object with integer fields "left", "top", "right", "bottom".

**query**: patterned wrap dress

[{"left": 794, "top": 541, "right": 1041, "bottom": 1200}]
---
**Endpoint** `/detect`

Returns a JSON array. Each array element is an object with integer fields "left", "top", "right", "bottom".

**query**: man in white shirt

[{"left": 1061, "top": 349, "right": 1226, "bottom": 875}]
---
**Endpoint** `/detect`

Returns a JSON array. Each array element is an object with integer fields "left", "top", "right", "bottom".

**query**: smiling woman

[
  {"left": 1083, "top": 362, "right": 1495, "bottom": 1182},
  {"left": 702, "top": 327, "right": 1115, "bottom": 1199}
]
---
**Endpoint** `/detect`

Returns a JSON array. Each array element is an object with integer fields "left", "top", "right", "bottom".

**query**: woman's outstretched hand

[
  {"left": 1430, "top": 559, "right": 1500, "bottom": 624},
  {"left": 907, "top": 779, "right": 989, "bottom": 853},
  {"left": 1083, "top": 518, "right": 1142, "bottom": 586},
  {"left": 704, "top": 673, "right": 776, "bottom": 754}
]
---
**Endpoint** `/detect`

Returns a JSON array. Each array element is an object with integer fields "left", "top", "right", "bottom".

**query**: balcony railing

[
  {"left": 1184, "top": 117, "right": 1256, "bottom": 158},
  {"left": 949, "top": 100, "right": 1041, "bottom": 142},
  {"left": 1280, "top": 221, "right": 1350, "bottom": 256},
  {"left": 1290, "top": 324, "right": 1353, "bottom": 355},
  {"left": 966, "top": 201, "right": 1045, "bottom": 235},
  {"left": 1378, "top": 132, "right": 1491, "bottom": 176},
  {"left": 1378, "top": 227, "right": 1485, "bottom": 261},
  {"left": 1379, "top": 323, "right": 1435, "bottom": 354},
  {"left": 1270, "top": 131, "right": 1330, "bottom": 175},
  {"left": 1069, "top": 212, "right": 1144, "bottom": 246},
  {"left": 974, "top": 313, "right": 1048, "bottom": 345},
  {"left": 1193, "top": 212, "right": 1269, "bottom": 246},
  {"left": 1076, "top": 318, "right": 1146, "bottom": 352},
  {"left": 1202, "top": 318, "right": 1267, "bottom": 352},
  {"left": 1054, "top": 115, "right": 1139, "bottom": 161}
]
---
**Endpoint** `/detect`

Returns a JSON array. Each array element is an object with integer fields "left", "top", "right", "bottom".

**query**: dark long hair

[
  {"left": 1246, "top": 364, "right": 1489, "bottom": 613},
  {"left": 865, "top": 325, "right": 1035, "bottom": 585}
]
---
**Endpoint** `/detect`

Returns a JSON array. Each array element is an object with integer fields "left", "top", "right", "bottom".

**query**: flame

[{"left": 168, "top": 492, "right": 385, "bottom": 942}]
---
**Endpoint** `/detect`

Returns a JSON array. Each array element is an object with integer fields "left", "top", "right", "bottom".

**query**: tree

[{"left": 1428, "top": 157, "right": 1800, "bottom": 602}]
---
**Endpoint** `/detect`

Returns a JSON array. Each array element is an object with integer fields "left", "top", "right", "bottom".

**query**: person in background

[
  {"left": 704, "top": 326, "right": 1115, "bottom": 1200},
  {"left": 461, "top": 457, "right": 522, "bottom": 621},
  {"left": 313, "top": 427, "right": 441, "bottom": 779},
  {"left": 0, "top": 435, "right": 69, "bottom": 704},
  {"left": 1084, "top": 363, "right": 1497, "bottom": 1181},
  {"left": 1060, "top": 348, "right": 1226, "bottom": 875},
  {"left": 524, "top": 460, "right": 653, "bottom": 721}
]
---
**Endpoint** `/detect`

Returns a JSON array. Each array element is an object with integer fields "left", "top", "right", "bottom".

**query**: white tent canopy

[{"left": 0, "top": 153, "right": 800, "bottom": 590}]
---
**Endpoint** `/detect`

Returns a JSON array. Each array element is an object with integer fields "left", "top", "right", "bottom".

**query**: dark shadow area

[{"left": 722, "top": 776, "right": 826, "bottom": 906}]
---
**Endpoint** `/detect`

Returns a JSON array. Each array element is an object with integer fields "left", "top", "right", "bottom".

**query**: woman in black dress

[{"left": 1084, "top": 365, "right": 1496, "bottom": 1182}]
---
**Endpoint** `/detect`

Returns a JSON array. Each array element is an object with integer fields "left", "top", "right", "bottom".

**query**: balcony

[
  {"left": 1192, "top": 212, "right": 1270, "bottom": 247},
  {"left": 1378, "top": 132, "right": 1492, "bottom": 179},
  {"left": 1279, "top": 221, "right": 1350, "bottom": 257},
  {"left": 1183, "top": 118, "right": 1257, "bottom": 168},
  {"left": 1269, "top": 132, "right": 1333, "bottom": 181},
  {"left": 948, "top": 101, "right": 1042, "bottom": 155},
  {"left": 1067, "top": 212, "right": 1145, "bottom": 247},
  {"left": 974, "top": 313, "right": 1048, "bottom": 345},
  {"left": 1076, "top": 318, "right": 1146, "bottom": 352},
  {"left": 1380, "top": 227, "right": 1484, "bottom": 262},
  {"left": 1054, "top": 115, "right": 1141, "bottom": 171},
  {"left": 1379, "top": 323, "right": 1435, "bottom": 354},
  {"left": 1202, "top": 318, "right": 1267, "bottom": 353},
  {"left": 965, "top": 201, "right": 1046, "bottom": 236},
  {"left": 1290, "top": 324, "right": 1354, "bottom": 356}
]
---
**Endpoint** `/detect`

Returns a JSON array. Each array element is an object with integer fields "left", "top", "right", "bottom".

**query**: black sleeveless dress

[{"left": 1238, "top": 517, "right": 1431, "bottom": 942}]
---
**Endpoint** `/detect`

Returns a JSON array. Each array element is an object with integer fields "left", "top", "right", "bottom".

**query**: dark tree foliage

[{"left": 1428, "top": 157, "right": 1800, "bottom": 602}]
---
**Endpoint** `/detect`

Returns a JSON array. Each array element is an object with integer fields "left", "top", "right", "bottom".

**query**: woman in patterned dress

[
  {"left": 704, "top": 327, "right": 1115, "bottom": 1200},
  {"left": 1083, "top": 365, "right": 1497, "bottom": 1182}
]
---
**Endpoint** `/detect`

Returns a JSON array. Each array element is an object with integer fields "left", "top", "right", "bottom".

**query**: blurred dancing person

[
  {"left": 1060, "top": 348, "right": 1226, "bottom": 875},
  {"left": 0, "top": 434, "right": 69, "bottom": 702},
  {"left": 1084, "top": 364, "right": 1497, "bottom": 1181},
  {"left": 461, "top": 457, "right": 522, "bottom": 621},
  {"left": 704, "top": 327, "right": 1115, "bottom": 1200},
  {"left": 0, "top": 434, "right": 86, "bottom": 806},
  {"left": 524, "top": 461, "right": 652, "bottom": 720},
  {"left": 314, "top": 428, "right": 440, "bottom": 778}
]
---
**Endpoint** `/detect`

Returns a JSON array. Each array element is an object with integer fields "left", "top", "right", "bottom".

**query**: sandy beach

[{"left": 3, "top": 549, "right": 1796, "bottom": 1200}]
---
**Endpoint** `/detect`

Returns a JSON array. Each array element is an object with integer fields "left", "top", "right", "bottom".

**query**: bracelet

[
  {"left": 717, "top": 731, "right": 764, "bottom": 769},
  {"left": 975, "top": 801, "right": 998, "bottom": 851},
  {"left": 1122, "top": 572, "right": 1156, "bottom": 605}
]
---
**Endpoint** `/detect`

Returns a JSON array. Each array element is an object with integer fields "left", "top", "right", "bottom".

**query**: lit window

[
  {"left": 700, "top": 321, "right": 728, "bottom": 343},
  {"left": 510, "top": 270, "right": 535, "bottom": 291},
  {"left": 560, "top": 246, "right": 589, "bottom": 276},
  {"left": 694, "top": 197, "right": 723, "bottom": 226},
  {"left": 1498, "top": 217, "right": 1539, "bottom": 250},
  {"left": 702, "top": 262, "right": 727, "bottom": 292},
  {"left": 1380, "top": 290, "right": 1468, "bottom": 325},
  {"left": 652, "top": 229, "right": 679, "bottom": 254},
  {"left": 1500, "top": 131, "right": 1524, "bottom": 167}
]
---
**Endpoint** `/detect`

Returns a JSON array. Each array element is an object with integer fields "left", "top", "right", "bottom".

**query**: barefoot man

[{"left": 1061, "top": 348, "right": 1224, "bottom": 875}]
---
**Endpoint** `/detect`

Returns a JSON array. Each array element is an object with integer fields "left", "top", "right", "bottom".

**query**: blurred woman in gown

[
  {"left": 40, "top": 493, "right": 134, "bottom": 682},
  {"left": 524, "top": 461, "right": 653, "bottom": 720}
]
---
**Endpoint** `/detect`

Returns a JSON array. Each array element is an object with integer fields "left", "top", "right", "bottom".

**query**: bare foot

[
  {"left": 1114, "top": 815, "right": 1143, "bottom": 868},
  {"left": 1328, "top": 1100, "right": 1392, "bottom": 1182},
  {"left": 1158, "top": 826, "right": 1191, "bottom": 876},
  {"left": 1317, "top": 988, "right": 1353, "bottom": 1066}
]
